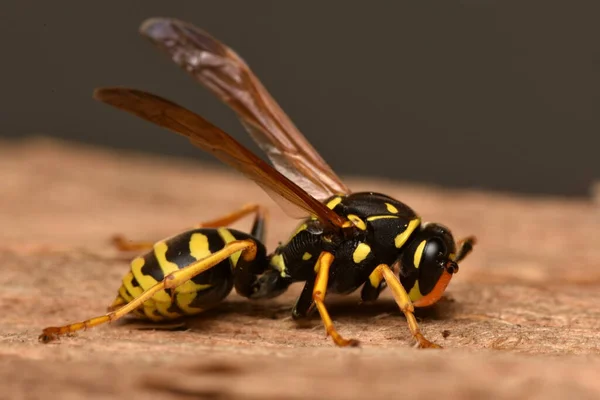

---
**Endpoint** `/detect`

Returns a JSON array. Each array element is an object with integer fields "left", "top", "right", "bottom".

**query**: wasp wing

[
  {"left": 139, "top": 18, "right": 351, "bottom": 201},
  {"left": 94, "top": 87, "right": 349, "bottom": 230}
]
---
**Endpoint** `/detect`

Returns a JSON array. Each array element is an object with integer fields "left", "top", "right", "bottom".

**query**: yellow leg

[
  {"left": 39, "top": 239, "right": 257, "bottom": 343},
  {"left": 112, "top": 203, "right": 266, "bottom": 252},
  {"left": 375, "top": 264, "right": 441, "bottom": 349},
  {"left": 111, "top": 235, "right": 154, "bottom": 252},
  {"left": 313, "top": 251, "right": 360, "bottom": 347},
  {"left": 191, "top": 203, "right": 266, "bottom": 229}
]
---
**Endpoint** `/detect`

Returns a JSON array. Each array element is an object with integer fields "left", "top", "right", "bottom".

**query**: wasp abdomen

[{"left": 111, "top": 228, "right": 261, "bottom": 321}]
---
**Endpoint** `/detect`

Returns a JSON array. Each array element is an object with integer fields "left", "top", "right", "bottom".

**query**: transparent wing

[
  {"left": 94, "top": 87, "right": 349, "bottom": 230},
  {"left": 139, "top": 18, "right": 351, "bottom": 201}
]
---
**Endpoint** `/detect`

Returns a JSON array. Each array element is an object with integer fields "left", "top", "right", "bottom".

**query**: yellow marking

[
  {"left": 130, "top": 257, "right": 145, "bottom": 276},
  {"left": 189, "top": 233, "right": 211, "bottom": 261},
  {"left": 449, "top": 252, "right": 456, "bottom": 261},
  {"left": 368, "top": 268, "right": 383, "bottom": 288},
  {"left": 347, "top": 214, "right": 366, "bottom": 230},
  {"left": 122, "top": 272, "right": 143, "bottom": 298},
  {"left": 109, "top": 293, "right": 127, "bottom": 311},
  {"left": 326, "top": 196, "right": 342, "bottom": 210},
  {"left": 353, "top": 243, "right": 371, "bottom": 263},
  {"left": 366, "top": 215, "right": 399, "bottom": 221},
  {"left": 174, "top": 280, "right": 212, "bottom": 295},
  {"left": 302, "top": 252, "right": 312, "bottom": 261},
  {"left": 394, "top": 218, "right": 421, "bottom": 248},
  {"left": 217, "top": 228, "right": 241, "bottom": 267},
  {"left": 143, "top": 305, "right": 164, "bottom": 322},
  {"left": 386, "top": 203, "right": 399, "bottom": 214},
  {"left": 130, "top": 256, "right": 167, "bottom": 303},
  {"left": 131, "top": 242, "right": 213, "bottom": 306},
  {"left": 152, "top": 242, "right": 183, "bottom": 302},
  {"left": 413, "top": 240, "right": 427, "bottom": 269},
  {"left": 175, "top": 292, "right": 206, "bottom": 315},
  {"left": 168, "top": 241, "right": 254, "bottom": 313},
  {"left": 118, "top": 286, "right": 134, "bottom": 303},
  {"left": 342, "top": 221, "right": 353, "bottom": 228},
  {"left": 408, "top": 280, "right": 423, "bottom": 301},
  {"left": 271, "top": 254, "right": 288, "bottom": 277},
  {"left": 155, "top": 300, "right": 183, "bottom": 319}
]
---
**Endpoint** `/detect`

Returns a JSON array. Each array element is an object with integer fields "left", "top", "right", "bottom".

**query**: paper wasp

[{"left": 40, "top": 18, "right": 476, "bottom": 348}]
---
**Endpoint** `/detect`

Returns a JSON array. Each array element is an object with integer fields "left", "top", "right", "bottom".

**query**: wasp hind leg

[
  {"left": 108, "top": 293, "right": 186, "bottom": 331},
  {"left": 39, "top": 239, "right": 258, "bottom": 343},
  {"left": 112, "top": 203, "right": 268, "bottom": 252}
]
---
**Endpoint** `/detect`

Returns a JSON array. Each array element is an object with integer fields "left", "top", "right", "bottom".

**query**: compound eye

[
  {"left": 417, "top": 238, "right": 447, "bottom": 295},
  {"left": 424, "top": 238, "right": 446, "bottom": 262}
]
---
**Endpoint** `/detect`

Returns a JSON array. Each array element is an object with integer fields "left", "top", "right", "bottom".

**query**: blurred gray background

[{"left": 1, "top": 1, "right": 598, "bottom": 197}]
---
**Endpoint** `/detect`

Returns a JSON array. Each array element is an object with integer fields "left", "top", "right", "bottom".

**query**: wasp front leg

[
  {"left": 374, "top": 264, "right": 441, "bottom": 349},
  {"left": 112, "top": 203, "right": 268, "bottom": 252}
]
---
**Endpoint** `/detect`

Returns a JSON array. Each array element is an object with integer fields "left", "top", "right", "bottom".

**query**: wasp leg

[
  {"left": 312, "top": 251, "right": 360, "bottom": 347},
  {"left": 291, "top": 279, "right": 316, "bottom": 320},
  {"left": 39, "top": 239, "right": 257, "bottom": 343},
  {"left": 111, "top": 235, "right": 155, "bottom": 252},
  {"left": 360, "top": 259, "right": 405, "bottom": 303},
  {"left": 360, "top": 267, "right": 387, "bottom": 303},
  {"left": 455, "top": 236, "right": 477, "bottom": 262},
  {"left": 112, "top": 203, "right": 267, "bottom": 251},
  {"left": 192, "top": 204, "right": 267, "bottom": 239},
  {"left": 375, "top": 264, "right": 441, "bottom": 349}
]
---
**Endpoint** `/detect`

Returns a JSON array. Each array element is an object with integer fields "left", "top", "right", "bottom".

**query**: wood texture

[{"left": 1, "top": 137, "right": 599, "bottom": 399}]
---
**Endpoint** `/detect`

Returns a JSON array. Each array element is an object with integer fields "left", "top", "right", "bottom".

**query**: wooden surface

[{"left": 1, "top": 138, "right": 599, "bottom": 399}]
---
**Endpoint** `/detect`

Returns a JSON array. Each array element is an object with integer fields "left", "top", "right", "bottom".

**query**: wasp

[{"left": 40, "top": 18, "right": 476, "bottom": 348}]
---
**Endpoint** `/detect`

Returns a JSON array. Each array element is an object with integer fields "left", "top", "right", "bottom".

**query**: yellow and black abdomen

[{"left": 111, "top": 227, "right": 259, "bottom": 321}]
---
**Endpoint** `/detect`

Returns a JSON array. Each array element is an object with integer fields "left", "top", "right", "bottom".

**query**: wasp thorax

[{"left": 402, "top": 223, "right": 458, "bottom": 297}]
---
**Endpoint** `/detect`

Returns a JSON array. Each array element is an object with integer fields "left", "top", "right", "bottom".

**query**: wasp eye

[
  {"left": 413, "top": 237, "right": 450, "bottom": 296},
  {"left": 424, "top": 238, "right": 446, "bottom": 261}
]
